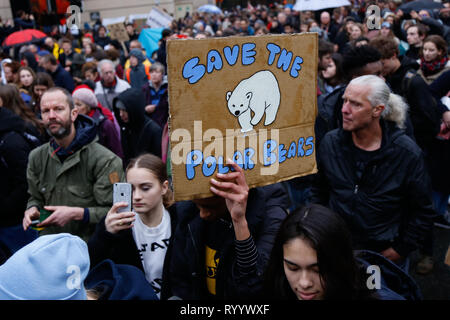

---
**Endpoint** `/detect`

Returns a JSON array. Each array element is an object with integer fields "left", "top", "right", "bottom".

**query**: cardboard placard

[
  {"left": 168, "top": 33, "right": 318, "bottom": 201},
  {"left": 108, "top": 22, "right": 130, "bottom": 42}
]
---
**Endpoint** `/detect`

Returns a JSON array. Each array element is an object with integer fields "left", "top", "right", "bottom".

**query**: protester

[
  {"left": 88, "top": 153, "right": 174, "bottom": 298},
  {"left": 0, "top": 233, "right": 90, "bottom": 300},
  {"left": 417, "top": 35, "right": 450, "bottom": 85},
  {"left": 311, "top": 75, "right": 435, "bottom": 271},
  {"left": 143, "top": 62, "right": 169, "bottom": 128},
  {"left": 17, "top": 66, "right": 36, "bottom": 105},
  {"left": 30, "top": 72, "right": 54, "bottom": 116},
  {"left": 72, "top": 87, "right": 123, "bottom": 159},
  {"left": 22, "top": 87, "right": 124, "bottom": 242},
  {"left": 94, "top": 59, "right": 130, "bottom": 111},
  {"left": 167, "top": 159, "right": 289, "bottom": 299},
  {"left": 112, "top": 87, "right": 162, "bottom": 166},
  {"left": 264, "top": 204, "right": 422, "bottom": 300},
  {"left": 125, "top": 49, "right": 150, "bottom": 89},
  {"left": 38, "top": 53, "right": 75, "bottom": 92},
  {"left": 0, "top": 84, "right": 45, "bottom": 141},
  {"left": 0, "top": 107, "right": 39, "bottom": 255}
]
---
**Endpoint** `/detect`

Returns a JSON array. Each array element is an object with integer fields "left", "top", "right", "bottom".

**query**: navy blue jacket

[{"left": 50, "top": 65, "right": 75, "bottom": 93}]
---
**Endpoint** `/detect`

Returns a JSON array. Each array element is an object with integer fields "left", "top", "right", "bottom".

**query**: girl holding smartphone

[{"left": 88, "top": 153, "right": 175, "bottom": 299}]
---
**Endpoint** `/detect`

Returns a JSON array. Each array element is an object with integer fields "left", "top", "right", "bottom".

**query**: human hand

[
  {"left": 105, "top": 202, "right": 135, "bottom": 234},
  {"left": 442, "top": 111, "right": 450, "bottom": 129},
  {"left": 210, "top": 159, "right": 249, "bottom": 224},
  {"left": 410, "top": 10, "right": 420, "bottom": 20},
  {"left": 381, "top": 247, "right": 402, "bottom": 263},
  {"left": 23, "top": 206, "right": 40, "bottom": 230},
  {"left": 145, "top": 104, "right": 156, "bottom": 114},
  {"left": 39, "top": 206, "right": 84, "bottom": 227}
]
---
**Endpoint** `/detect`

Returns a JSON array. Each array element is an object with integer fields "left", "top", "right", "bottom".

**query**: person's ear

[
  {"left": 373, "top": 104, "right": 385, "bottom": 118},
  {"left": 161, "top": 180, "right": 169, "bottom": 196},
  {"left": 70, "top": 105, "right": 79, "bottom": 122}
]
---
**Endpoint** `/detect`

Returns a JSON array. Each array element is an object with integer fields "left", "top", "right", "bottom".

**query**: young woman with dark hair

[
  {"left": 418, "top": 34, "right": 450, "bottom": 85},
  {"left": 31, "top": 72, "right": 54, "bottom": 116},
  {"left": 264, "top": 204, "right": 422, "bottom": 300}
]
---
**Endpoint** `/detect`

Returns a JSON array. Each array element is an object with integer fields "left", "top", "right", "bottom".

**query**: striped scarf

[{"left": 420, "top": 56, "right": 448, "bottom": 77}]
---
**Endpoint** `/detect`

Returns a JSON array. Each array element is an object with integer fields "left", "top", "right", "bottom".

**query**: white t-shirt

[{"left": 132, "top": 208, "right": 171, "bottom": 298}]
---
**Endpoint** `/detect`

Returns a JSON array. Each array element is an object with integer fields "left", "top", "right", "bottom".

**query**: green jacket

[{"left": 26, "top": 138, "right": 124, "bottom": 242}]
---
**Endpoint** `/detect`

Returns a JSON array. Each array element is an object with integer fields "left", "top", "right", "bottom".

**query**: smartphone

[
  {"left": 30, "top": 219, "right": 44, "bottom": 231},
  {"left": 113, "top": 183, "right": 132, "bottom": 213}
]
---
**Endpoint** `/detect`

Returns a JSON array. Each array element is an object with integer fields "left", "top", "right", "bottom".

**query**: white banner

[
  {"left": 146, "top": 7, "right": 173, "bottom": 29},
  {"left": 102, "top": 16, "right": 126, "bottom": 26},
  {"left": 293, "top": 0, "right": 351, "bottom": 11}
]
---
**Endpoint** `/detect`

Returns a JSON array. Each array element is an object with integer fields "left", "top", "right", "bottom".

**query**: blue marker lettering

[
  {"left": 290, "top": 56, "right": 303, "bottom": 78},
  {"left": 206, "top": 50, "right": 223, "bottom": 73},
  {"left": 305, "top": 136, "right": 314, "bottom": 156},
  {"left": 244, "top": 148, "right": 255, "bottom": 170},
  {"left": 297, "top": 137, "right": 305, "bottom": 157},
  {"left": 277, "top": 49, "right": 292, "bottom": 72},
  {"left": 287, "top": 141, "right": 296, "bottom": 158},
  {"left": 223, "top": 45, "right": 239, "bottom": 66},
  {"left": 202, "top": 156, "right": 217, "bottom": 177},
  {"left": 266, "top": 43, "right": 280, "bottom": 65},
  {"left": 242, "top": 43, "right": 256, "bottom": 65},
  {"left": 182, "top": 57, "right": 206, "bottom": 84},
  {"left": 186, "top": 150, "right": 203, "bottom": 180},
  {"left": 263, "top": 139, "right": 277, "bottom": 166}
]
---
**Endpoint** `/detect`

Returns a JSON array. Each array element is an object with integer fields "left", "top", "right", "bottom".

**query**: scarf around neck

[{"left": 420, "top": 56, "right": 448, "bottom": 76}]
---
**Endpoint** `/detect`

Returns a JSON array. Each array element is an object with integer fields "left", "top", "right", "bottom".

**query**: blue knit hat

[{"left": 0, "top": 233, "right": 90, "bottom": 300}]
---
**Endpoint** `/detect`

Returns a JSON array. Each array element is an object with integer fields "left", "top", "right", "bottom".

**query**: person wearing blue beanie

[
  {"left": 85, "top": 259, "right": 158, "bottom": 300},
  {"left": 0, "top": 233, "right": 90, "bottom": 300}
]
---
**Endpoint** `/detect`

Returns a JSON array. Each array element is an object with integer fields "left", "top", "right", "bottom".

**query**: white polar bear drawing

[{"left": 226, "top": 70, "right": 280, "bottom": 133}]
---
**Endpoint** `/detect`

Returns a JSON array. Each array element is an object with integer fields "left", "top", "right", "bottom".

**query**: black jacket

[
  {"left": 88, "top": 205, "right": 179, "bottom": 299},
  {"left": 0, "top": 108, "right": 32, "bottom": 227},
  {"left": 311, "top": 120, "right": 434, "bottom": 258},
  {"left": 168, "top": 184, "right": 289, "bottom": 300},
  {"left": 113, "top": 88, "right": 162, "bottom": 166}
]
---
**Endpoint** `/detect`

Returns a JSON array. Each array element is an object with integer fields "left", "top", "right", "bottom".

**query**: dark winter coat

[
  {"left": 168, "top": 184, "right": 289, "bottom": 300},
  {"left": 311, "top": 120, "right": 435, "bottom": 258},
  {"left": 0, "top": 108, "right": 32, "bottom": 227},
  {"left": 113, "top": 88, "right": 162, "bottom": 166}
]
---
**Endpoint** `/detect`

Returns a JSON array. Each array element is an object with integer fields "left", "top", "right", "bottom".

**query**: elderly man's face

[
  {"left": 100, "top": 63, "right": 115, "bottom": 84},
  {"left": 341, "top": 84, "right": 375, "bottom": 132}
]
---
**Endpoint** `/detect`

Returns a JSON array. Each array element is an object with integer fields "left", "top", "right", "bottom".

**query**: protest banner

[
  {"left": 108, "top": 22, "right": 129, "bottom": 42},
  {"left": 146, "top": 7, "right": 173, "bottom": 29},
  {"left": 293, "top": 0, "right": 351, "bottom": 11},
  {"left": 167, "top": 33, "right": 318, "bottom": 201}
]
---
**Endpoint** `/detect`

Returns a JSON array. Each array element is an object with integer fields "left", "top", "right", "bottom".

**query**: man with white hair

[
  {"left": 94, "top": 59, "right": 130, "bottom": 111},
  {"left": 311, "top": 75, "right": 434, "bottom": 271}
]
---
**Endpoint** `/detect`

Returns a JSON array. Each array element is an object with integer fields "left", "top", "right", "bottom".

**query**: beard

[{"left": 45, "top": 119, "right": 72, "bottom": 140}]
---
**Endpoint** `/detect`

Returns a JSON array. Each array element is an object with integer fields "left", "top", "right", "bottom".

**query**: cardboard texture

[
  {"left": 108, "top": 23, "right": 130, "bottom": 42},
  {"left": 167, "top": 33, "right": 318, "bottom": 201}
]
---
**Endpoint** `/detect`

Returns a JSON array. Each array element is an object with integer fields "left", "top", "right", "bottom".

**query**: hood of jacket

[
  {"left": 0, "top": 107, "right": 26, "bottom": 135},
  {"left": 85, "top": 259, "right": 158, "bottom": 300},
  {"left": 129, "top": 49, "right": 146, "bottom": 65},
  {"left": 50, "top": 114, "right": 98, "bottom": 159},
  {"left": 113, "top": 88, "right": 146, "bottom": 129}
]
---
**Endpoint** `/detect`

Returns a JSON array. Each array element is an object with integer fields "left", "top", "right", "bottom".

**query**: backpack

[{"left": 401, "top": 69, "right": 441, "bottom": 137}]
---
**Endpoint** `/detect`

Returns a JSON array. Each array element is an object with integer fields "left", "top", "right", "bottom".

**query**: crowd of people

[{"left": 0, "top": 0, "right": 449, "bottom": 300}]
